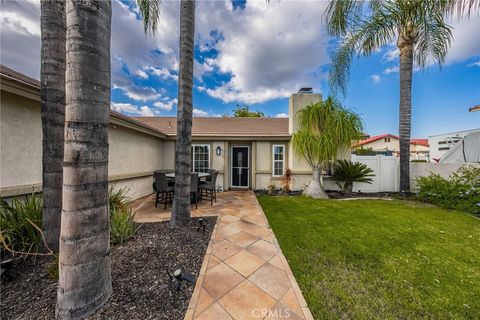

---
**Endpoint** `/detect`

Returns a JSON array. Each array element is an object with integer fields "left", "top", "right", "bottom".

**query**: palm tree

[
  {"left": 325, "top": 0, "right": 478, "bottom": 194},
  {"left": 138, "top": 0, "right": 195, "bottom": 227},
  {"left": 40, "top": 0, "right": 65, "bottom": 253},
  {"left": 292, "top": 97, "right": 363, "bottom": 198},
  {"left": 56, "top": 1, "right": 112, "bottom": 319}
]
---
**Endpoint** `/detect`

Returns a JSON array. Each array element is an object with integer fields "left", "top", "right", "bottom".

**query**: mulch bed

[
  {"left": 1, "top": 217, "right": 216, "bottom": 320},
  {"left": 326, "top": 191, "right": 400, "bottom": 199}
]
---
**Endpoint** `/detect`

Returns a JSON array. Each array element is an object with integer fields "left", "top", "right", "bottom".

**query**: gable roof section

[
  {"left": 354, "top": 134, "right": 429, "bottom": 147},
  {"left": 133, "top": 117, "right": 290, "bottom": 138}
]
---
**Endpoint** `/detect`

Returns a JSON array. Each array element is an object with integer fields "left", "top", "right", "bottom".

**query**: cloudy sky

[{"left": 1, "top": 0, "right": 479, "bottom": 137}]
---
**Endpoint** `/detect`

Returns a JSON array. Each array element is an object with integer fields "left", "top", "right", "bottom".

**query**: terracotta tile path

[{"left": 131, "top": 191, "right": 313, "bottom": 320}]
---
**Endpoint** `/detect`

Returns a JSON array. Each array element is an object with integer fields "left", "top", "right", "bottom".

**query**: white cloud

[
  {"left": 370, "top": 74, "right": 381, "bottom": 84},
  {"left": 153, "top": 98, "right": 177, "bottom": 111},
  {"left": 275, "top": 113, "right": 289, "bottom": 118},
  {"left": 383, "top": 48, "right": 399, "bottom": 62},
  {"left": 383, "top": 66, "right": 399, "bottom": 74},
  {"left": 147, "top": 66, "right": 178, "bottom": 81},
  {"left": 136, "top": 69, "right": 148, "bottom": 79},
  {"left": 193, "top": 108, "right": 221, "bottom": 117},
  {"left": 111, "top": 102, "right": 156, "bottom": 116},
  {"left": 194, "top": 0, "right": 330, "bottom": 103},
  {"left": 467, "top": 60, "right": 480, "bottom": 67}
]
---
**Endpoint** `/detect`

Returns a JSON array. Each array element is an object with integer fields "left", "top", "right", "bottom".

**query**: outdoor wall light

[{"left": 216, "top": 146, "right": 222, "bottom": 156}]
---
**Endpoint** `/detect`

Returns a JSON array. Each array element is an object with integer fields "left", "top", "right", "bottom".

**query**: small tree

[
  {"left": 232, "top": 104, "right": 265, "bottom": 118},
  {"left": 292, "top": 97, "right": 363, "bottom": 198}
]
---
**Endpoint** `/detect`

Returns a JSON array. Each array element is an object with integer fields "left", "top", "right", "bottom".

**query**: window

[
  {"left": 191, "top": 144, "right": 210, "bottom": 172},
  {"left": 384, "top": 137, "right": 391, "bottom": 142},
  {"left": 272, "top": 145, "right": 285, "bottom": 176}
]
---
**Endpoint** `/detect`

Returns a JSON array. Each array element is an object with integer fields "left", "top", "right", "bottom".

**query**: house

[
  {"left": 0, "top": 65, "right": 335, "bottom": 200},
  {"left": 428, "top": 128, "right": 480, "bottom": 162},
  {"left": 352, "top": 133, "right": 430, "bottom": 160}
]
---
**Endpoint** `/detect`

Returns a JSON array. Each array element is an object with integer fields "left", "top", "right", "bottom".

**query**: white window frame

[
  {"left": 191, "top": 144, "right": 210, "bottom": 173},
  {"left": 272, "top": 144, "right": 285, "bottom": 177}
]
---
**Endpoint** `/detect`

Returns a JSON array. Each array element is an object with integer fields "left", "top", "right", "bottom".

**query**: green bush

[
  {"left": 110, "top": 207, "right": 137, "bottom": 245},
  {"left": 108, "top": 186, "right": 138, "bottom": 245},
  {"left": 0, "top": 194, "right": 43, "bottom": 254},
  {"left": 109, "top": 186, "right": 130, "bottom": 212},
  {"left": 416, "top": 165, "right": 480, "bottom": 214},
  {"left": 353, "top": 147, "right": 376, "bottom": 156}
]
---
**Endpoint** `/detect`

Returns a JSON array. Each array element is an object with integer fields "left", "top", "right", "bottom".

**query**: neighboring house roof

[
  {"left": 134, "top": 117, "right": 290, "bottom": 138},
  {"left": 469, "top": 105, "right": 480, "bottom": 112},
  {"left": 0, "top": 64, "right": 167, "bottom": 139},
  {"left": 353, "top": 134, "right": 429, "bottom": 147},
  {"left": 410, "top": 139, "right": 429, "bottom": 147}
]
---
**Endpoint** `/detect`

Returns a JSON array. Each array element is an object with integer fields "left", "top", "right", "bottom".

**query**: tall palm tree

[
  {"left": 56, "top": 1, "right": 112, "bottom": 319},
  {"left": 325, "top": 0, "right": 478, "bottom": 194},
  {"left": 138, "top": 0, "right": 195, "bottom": 227},
  {"left": 292, "top": 97, "right": 363, "bottom": 199},
  {"left": 40, "top": 0, "right": 66, "bottom": 253}
]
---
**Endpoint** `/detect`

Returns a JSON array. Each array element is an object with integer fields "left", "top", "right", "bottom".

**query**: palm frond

[{"left": 137, "top": 0, "right": 161, "bottom": 36}]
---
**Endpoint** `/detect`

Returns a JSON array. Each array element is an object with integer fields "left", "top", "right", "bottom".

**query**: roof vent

[{"left": 298, "top": 87, "right": 313, "bottom": 94}]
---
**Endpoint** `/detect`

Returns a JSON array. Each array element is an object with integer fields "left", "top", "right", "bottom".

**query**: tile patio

[{"left": 132, "top": 191, "right": 313, "bottom": 320}]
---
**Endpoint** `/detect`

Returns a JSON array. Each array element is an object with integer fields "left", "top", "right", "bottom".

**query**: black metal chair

[
  {"left": 154, "top": 172, "right": 174, "bottom": 209},
  {"left": 191, "top": 173, "right": 199, "bottom": 210},
  {"left": 200, "top": 170, "right": 218, "bottom": 205}
]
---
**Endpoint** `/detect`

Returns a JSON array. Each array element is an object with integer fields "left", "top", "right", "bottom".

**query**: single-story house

[
  {"left": 1, "top": 64, "right": 337, "bottom": 200},
  {"left": 352, "top": 133, "right": 429, "bottom": 160}
]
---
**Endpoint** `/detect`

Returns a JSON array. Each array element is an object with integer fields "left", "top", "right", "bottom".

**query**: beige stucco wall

[
  {"left": 108, "top": 125, "right": 163, "bottom": 199},
  {"left": 1, "top": 90, "right": 164, "bottom": 200},
  {"left": 1, "top": 91, "right": 42, "bottom": 190}
]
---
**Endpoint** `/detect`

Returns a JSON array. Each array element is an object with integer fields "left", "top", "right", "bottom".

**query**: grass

[{"left": 257, "top": 196, "right": 480, "bottom": 319}]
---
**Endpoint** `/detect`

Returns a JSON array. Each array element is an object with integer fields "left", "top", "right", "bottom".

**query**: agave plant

[{"left": 333, "top": 160, "right": 375, "bottom": 193}]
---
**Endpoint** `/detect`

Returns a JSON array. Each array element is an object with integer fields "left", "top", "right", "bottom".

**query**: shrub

[
  {"left": 281, "top": 168, "right": 293, "bottom": 194},
  {"left": 0, "top": 194, "right": 43, "bottom": 254},
  {"left": 110, "top": 207, "right": 137, "bottom": 245},
  {"left": 354, "top": 147, "right": 376, "bottom": 156},
  {"left": 267, "top": 184, "right": 276, "bottom": 196},
  {"left": 333, "top": 160, "right": 375, "bottom": 192},
  {"left": 416, "top": 165, "right": 480, "bottom": 214},
  {"left": 109, "top": 186, "right": 130, "bottom": 212}
]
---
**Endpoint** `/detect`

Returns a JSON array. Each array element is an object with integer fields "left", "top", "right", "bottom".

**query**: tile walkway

[{"left": 132, "top": 191, "right": 313, "bottom": 320}]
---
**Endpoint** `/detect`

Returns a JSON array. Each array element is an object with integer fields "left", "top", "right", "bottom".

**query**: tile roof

[
  {"left": 133, "top": 117, "right": 290, "bottom": 137},
  {"left": 353, "top": 134, "right": 429, "bottom": 147}
]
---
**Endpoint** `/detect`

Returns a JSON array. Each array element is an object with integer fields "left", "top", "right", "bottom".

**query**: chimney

[{"left": 288, "top": 89, "right": 322, "bottom": 135}]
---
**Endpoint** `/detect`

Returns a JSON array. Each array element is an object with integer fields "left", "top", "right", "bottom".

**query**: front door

[{"left": 231, "top": 146, "right": 249, "bottom": 188}]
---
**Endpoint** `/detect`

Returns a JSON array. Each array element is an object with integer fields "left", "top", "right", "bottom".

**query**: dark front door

[{"left": 231, "top": 147, "right": 249, "bottom": 188}]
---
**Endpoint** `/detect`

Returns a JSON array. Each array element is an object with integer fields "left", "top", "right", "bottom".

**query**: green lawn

[{"left": 257, "top": 196, "right": 480, "bottom": 319}]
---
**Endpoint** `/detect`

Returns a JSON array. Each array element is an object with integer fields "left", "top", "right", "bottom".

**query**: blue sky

[{"left": 2, "top": 0, "right": 479, "bottom": 138}]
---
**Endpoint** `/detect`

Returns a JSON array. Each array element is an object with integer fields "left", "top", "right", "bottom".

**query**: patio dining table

[{"left": 165, "top": 172, "right": 210, "bottom": 179}]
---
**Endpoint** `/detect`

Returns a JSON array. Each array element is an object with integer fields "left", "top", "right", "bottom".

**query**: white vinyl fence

[
  {"left": 351, "top": 155, "right": 399, "bottom": 192},
  {"left": 350, "top": 155, "right": 480, "bottom": 192}
]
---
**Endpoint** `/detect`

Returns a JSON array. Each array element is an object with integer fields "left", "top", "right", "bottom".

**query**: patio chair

[
  {"left": 199, "top": 170, "right": 218, "bottom": 206},
  {"left": 154, "top": 172, "right": 174, "bottom": 209},
  {"left": 191, "top": 173, "right": 199, "bottom": 210}
]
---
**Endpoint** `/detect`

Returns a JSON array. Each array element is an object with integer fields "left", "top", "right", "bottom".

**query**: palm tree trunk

[
  {"left": 171, "top": 0, "right": 195, "bottom": 227},
  {"left": 397, "top": 38, "right": 414, "bottom": 194},
  {"left": 56, "top": 1, "right": 112, "bottom": 319},
  {"left": 40, "top": 0, "right": 66, "bottom": 253},
  {"left": 304, "top": 166, "right": 329, "bottom": 199}
]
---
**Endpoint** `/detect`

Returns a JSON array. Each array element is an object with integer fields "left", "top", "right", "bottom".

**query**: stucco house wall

[{"left": 0, "top": 82, "right": 165, "bottom": 200}]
